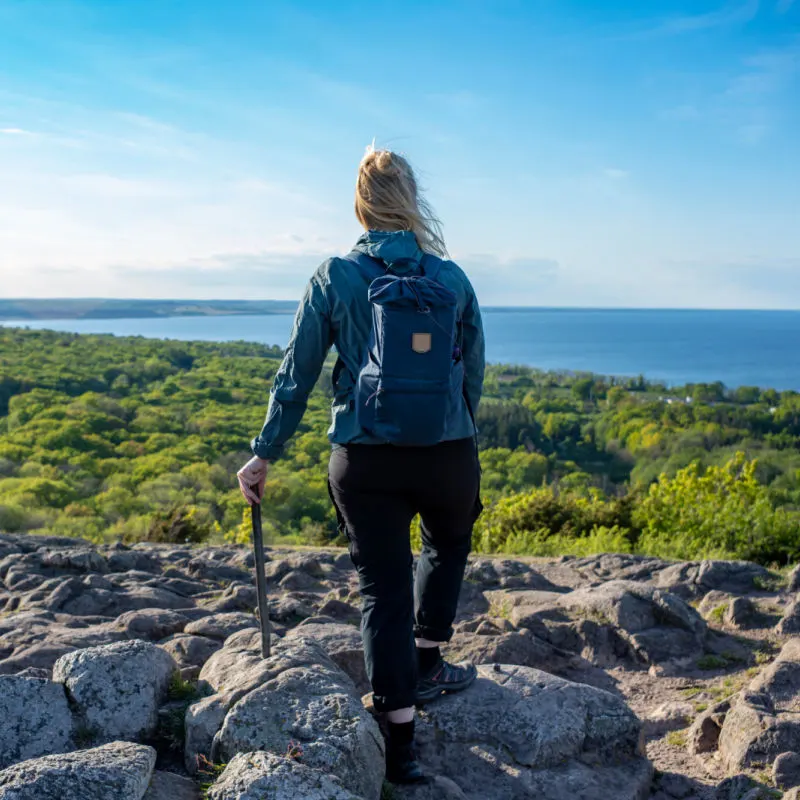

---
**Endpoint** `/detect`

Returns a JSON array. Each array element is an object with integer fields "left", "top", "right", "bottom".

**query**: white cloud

[
  {"left": 0, "top": 127, "right": 32, "bottom": 135},
  {"left": 603, "top": 168, "right": 629, "bottom": 179}
]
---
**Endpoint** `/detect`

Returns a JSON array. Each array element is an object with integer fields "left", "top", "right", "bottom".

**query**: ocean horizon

[{"left": 3, "top": 307, "right": 799, "bottom": 391}]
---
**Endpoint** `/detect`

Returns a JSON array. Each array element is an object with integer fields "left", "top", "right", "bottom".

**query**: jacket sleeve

[
  {"left": 461, "top": 277, "right": 485, "bottom": 417},
  {"left": 250, "top": 273, "right": 333, "bottom": 460}
]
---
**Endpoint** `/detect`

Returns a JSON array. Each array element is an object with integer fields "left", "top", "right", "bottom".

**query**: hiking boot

[
  {"left": 416, "top": 657, "right": 477, "bottom": 704},
  {"left": 385, "top": 742, "right": 426, "bottom": 785}
]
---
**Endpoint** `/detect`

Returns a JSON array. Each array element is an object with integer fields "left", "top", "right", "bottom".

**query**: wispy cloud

[
  {"left": 603, "top": 168, "right": 629, "bottom": 180},
  {"left": 0, "top": 127, "right": 32, "bottom": 135},
  {"left": 632, "top": 0, "right": 760, "bottom": 38}
]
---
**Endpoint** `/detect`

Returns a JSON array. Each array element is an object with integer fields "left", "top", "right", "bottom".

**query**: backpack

[{"left": 345, "top": 250, "right": 465, "bottom": 446}]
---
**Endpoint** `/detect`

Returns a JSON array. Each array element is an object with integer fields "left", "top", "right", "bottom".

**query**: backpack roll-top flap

[{"left": 368, "top": 274, "right": 457, "bottom": 309}]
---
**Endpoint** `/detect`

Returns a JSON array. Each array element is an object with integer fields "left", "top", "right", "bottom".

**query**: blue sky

[{"left": 1, "top": 0, "right": 798, "bottom": 308}]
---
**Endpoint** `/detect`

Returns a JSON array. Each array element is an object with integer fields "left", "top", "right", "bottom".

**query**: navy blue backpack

[{"left": 346, "top": 251, "right": 465, "bottom": 446}]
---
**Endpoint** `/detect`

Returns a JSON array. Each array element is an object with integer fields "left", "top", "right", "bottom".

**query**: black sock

[
  {"left": 387, "top": 720, "right": 415, "bottom": 749},
  {"left": 417, "top": 645, "right": 441, "bottom": 674}
]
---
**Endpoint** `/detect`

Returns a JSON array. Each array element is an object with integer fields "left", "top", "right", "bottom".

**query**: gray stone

[
  {"left": 0, "top": 676, "right": 73, "bottom": 768},
  {"left": 643, "top": 701, "right": 695, "bottom": 737},
  {"left": 0, "top": 642, "right": 75, "bottom": 676},
  {"left": 773, "top": 751, "right": 800, "bottom": 789},
  {"left": 206, "top": 752, "right": 362, "bottom": 800},
  {"left": 160, "top": 634, "right": 222, "bottom": 670},
  {"left": 208, "top": 583, "right": 257, "bottom": 613},
  {"left": 143, "top": 770, "right": 200, "bottom": 800},
  {"left": 715, "top": 775, "right": 757, "bottom": 800},
  {"left": 413, "top": 663, "right": 649, "bottom": 799},
  {"left": 446, "top": 630, "right": 573, "bottom": 675},
  {"left": 215, "top": 662, "right": 383, "bottom": 798},
  {"left": 0, "top": 741, "right": 156, "bottom": 800},
  {"left": 696, "top": 560, "right": 772, "bottom": 594},
  {"left": 789, "top": 565, "right": 800, "bottom": 593},
  {"left": 777, "top": 600, "right": 800, "bottom": 635},
  {"left": 392, "top": 775, "right": 468, "bottom": 800},
  {"left": 284, "top": 622, "right": 368, "bottom": 694},
  {"left": 725, "top": 597, "right": 757, "bottom": 628},
  {"left": 53, "top": 640, "right": 177, "bottom": 743},
  {"left": 687, "top": 700, "right": 730, "bottom": 754},
  {"left": 658, "top": 772, "right": 696, "bottom": 798},
  {"left": 698, "top": 591, "right": 734, "bottom": 619},
  {"left": 184, "top": 613, "right": 257, "bottom": 641},
  {"left": 112, "top": 608, "right": 189, "bottom": 641},
  {"left": 279, "top": 569, "right": 320, "bottom": 592},
  {"left": 719, "top": 638, "right": 800, "bottom": 770}
]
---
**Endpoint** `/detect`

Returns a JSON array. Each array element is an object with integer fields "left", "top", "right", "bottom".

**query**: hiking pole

[{"left": 250, "top": 488, "right": 271, "bottom": 659}]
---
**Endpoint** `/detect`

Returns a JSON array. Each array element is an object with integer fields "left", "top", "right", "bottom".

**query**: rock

[
  {"left": 392, "top": 775, "right": 468, "bottom": 799},
  {"left": 696, "top": 561, "right": 772, "bottom": 595},
  {"left": 785, "top": 789, "right": 800, "bottom": 800},
  {"left": 643, "top": 702, "right": 695, "bottom": 737},
  {"left": 447, "top": 630, "right": 573, "bottom": 675},
  {"left": 719, "top": 639, "right": 800, "bottom": 770},
  {"left": 208, "top": 583, "right": 257, "bottom": 613},
  {"left": 413, "top": 663, "right": 649, "bottom": 799},
  {"left": 789, "top": 565, "right": 800, "bottom": 593},
  {"left": 0, "top": 642, "right": 76, "bottom": 675},
  {"left": 773, "top": 751, "right": 800, "bottom": 789},
  {"left": 778, "top": 600, "right": 800, "bottom": 635},
  {"left": 112, "top": 609, "right": 189, "bottom": 641},
  {"left": 0, "top": 676, "right": 73, "bottom": 768},
  {"left": 285, "top": 622, "right": 368, "bottom": 694},
  {"left": 53, "top": 640, "right": 177, "bottom": 743},
  {"left": 40, "top": 548, "right": 109, "bottom": 574},
  {"left": 0, "top": 741, "right": 156, "bottom": 800},
  {"left": 317, "top": 598, "right": 361, "bottom": 624},
  {"left": 206, "top": 751, "right": 362, "bottom": 800},
  {"left": 160, "top": 634, "right": 222, "bottom": 670},
  {"left": 142, "top": 770, "right": 200, "bottom": 800},
  {"left": 725, "top": 597, "right": 757, "bottom": 628},
  {"left": 279, "top": 569, "right": 321, "bottom": 592},
  {"left": 187, "top": 558, "right": 250, "bottom": 584},
  {"left": 215, "top": 661, "right": 383, "bottom": 798},
  {"left": 657, "top": 772, "right": 696, "bottom": 798},
  {"left": 698, "top": 591, "right": 733, "bottom": 619},
  {"left": 687, "top": 700, "right": 730, "bottom": 754},
  {"left": 715, "top": 775, "right": 757, "bottom": 800},
  {"left": 184, "top": 613, "right": 257, "bottom": 641},
  {"left": 504, "top": 580, "right": 708, "bottom": 667}
]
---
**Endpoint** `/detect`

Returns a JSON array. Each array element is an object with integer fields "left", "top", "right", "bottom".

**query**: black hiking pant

[{"left": 328, "top": 438, "right": 481, "bottom": 712}]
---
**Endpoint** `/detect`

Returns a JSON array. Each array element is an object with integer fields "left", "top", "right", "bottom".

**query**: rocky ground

[{"left": 0, "top": 533, "right": 798, "bottom": 800}]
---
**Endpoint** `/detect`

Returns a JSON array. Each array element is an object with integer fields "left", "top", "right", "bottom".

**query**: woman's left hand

[{"left": 237, "top": 456, "right": 269, "bottom": 505}]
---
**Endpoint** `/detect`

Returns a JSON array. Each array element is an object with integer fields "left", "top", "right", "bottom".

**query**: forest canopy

[{"left": 0, "top": 327, "right": 798, "bottom": 565}]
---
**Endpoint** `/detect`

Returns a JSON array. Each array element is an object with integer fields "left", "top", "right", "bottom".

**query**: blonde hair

[{"left": 355, "top": 146, "right": 448, "bottom": 257}]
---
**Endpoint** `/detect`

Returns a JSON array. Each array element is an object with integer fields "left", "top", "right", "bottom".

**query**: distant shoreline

[{"left": 0, "top": 298, "right": 798, "bottom": 321}]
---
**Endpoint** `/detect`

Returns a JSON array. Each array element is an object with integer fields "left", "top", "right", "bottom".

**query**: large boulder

[
  {"left": 719, "top": 638, "right": 800, "bottom": 771},
  {"left": 0, "top": 741, "right": 156, "bottom": 800},
  {"left": 0, "top": 676, "right": 73, "bottom": 768},
  {"left": 414, "top": 664, "right": 649, "bottom": 800},
  {"left": 186, "top": 639, "right": 383, "bottom": 798},
  {"left": 789, "top": 565, "right": 800, "bottom": 594},
  {"left": 215, "top": 662, "right": 383, "bottom": 798},
  {"left": 206, "top": 751, "right": 363, "bottom": 800},
  {"left": 500, "top": 580, "right": 707, "bottom": 666},
  {"left": 53, "top": 640, "right": 177, "bottom": 743}
]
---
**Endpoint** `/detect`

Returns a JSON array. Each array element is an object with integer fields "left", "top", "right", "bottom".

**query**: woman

[{"left": 237, "top": 147, "right": 485, "bottom": 784}]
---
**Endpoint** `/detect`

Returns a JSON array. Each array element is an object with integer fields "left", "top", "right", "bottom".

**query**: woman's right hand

[{"left": 237, "top": 456, "right": 269, "bottom": 505}]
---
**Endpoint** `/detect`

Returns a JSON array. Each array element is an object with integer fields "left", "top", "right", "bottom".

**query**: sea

[{"left": 3, "top": 308, "right": 799, "bottom": 391}]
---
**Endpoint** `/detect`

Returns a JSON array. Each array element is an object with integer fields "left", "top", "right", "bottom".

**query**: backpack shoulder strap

[{"left": 420, "top": 253, "right": 444, "bottom": 282}]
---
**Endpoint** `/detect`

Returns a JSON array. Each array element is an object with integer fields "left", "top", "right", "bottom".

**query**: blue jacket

[{"left": 251, "top": 230, "right": 485, "bottom": 460}]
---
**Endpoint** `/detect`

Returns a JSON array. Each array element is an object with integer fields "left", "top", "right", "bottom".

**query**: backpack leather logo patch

[{"left": 412, "top": 333, "right": 432, "bottom": 353}]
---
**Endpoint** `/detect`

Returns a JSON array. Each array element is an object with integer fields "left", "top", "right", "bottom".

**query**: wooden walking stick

[{"left": 250, "top": 488, "right": 271, "bottom": 658}]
